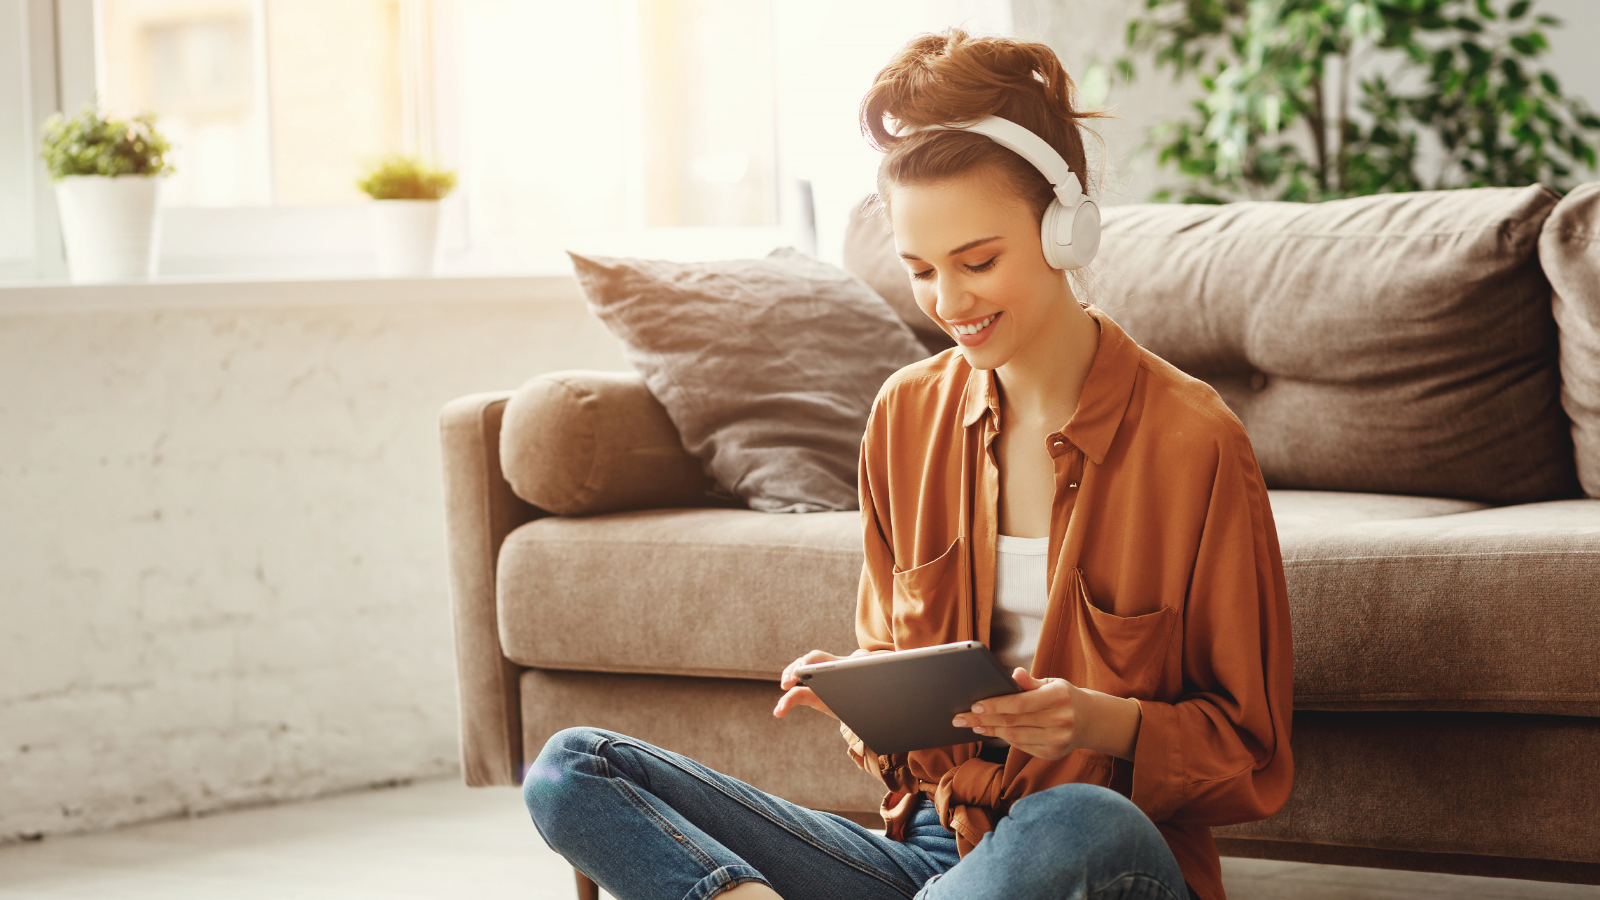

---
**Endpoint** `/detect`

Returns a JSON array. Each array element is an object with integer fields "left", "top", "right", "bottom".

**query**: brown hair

[{"left": 860, "top": 29, "right": 1110, "bottom": 223}]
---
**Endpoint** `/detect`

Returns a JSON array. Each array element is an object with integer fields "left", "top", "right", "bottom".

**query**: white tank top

[
  {"left": 991, "top": 534, "right": 1050, "bottom": 673},
  {"left": 982, "top": 534, "right": 1050, "bottom": 750}
]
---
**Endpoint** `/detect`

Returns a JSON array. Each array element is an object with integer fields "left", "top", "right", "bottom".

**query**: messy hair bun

[{"left": 861, "top": 29, "right": 1109, "bottom": 221}]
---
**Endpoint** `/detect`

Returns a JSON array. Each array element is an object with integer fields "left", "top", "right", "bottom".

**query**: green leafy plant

[
  {"left": 1113, "top": 0, "right": 1600, "bottom": 202},
  {"left": 356, "top": 155, "right": 458, "bottom": 200},
  {"left": 39, "top": 102, "right": 173, "bottom": 180}
]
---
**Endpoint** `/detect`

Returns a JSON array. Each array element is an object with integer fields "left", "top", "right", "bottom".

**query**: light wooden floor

[{"left": 0, "top": 777, "right": 1594, "bottom": 899}]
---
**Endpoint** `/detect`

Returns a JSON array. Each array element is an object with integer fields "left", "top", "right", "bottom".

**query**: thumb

[{"left": 1012, "top": 668, "right": 1044, "bottom": 689}]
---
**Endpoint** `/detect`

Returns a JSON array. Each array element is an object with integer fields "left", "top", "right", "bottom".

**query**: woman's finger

[
  {"left": 775, "top": 686, "right": 815, "bottom": 718},
  {"left": 971, "top": 677, "right": 1071, "bottom": 717},
  {"left": 781, "top": 649, "right": 844, "bottom": 689},
  {"left": 773, "top": 685, "right": 835, "bottom": 720},
  {"left": 976, "top": 721, "right": 1073, "bottom": 759}
]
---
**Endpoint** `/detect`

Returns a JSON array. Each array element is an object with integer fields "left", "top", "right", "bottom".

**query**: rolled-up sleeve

[
  {"left": 855, "top": 399, "right": 898, "bottom": 656},
  {"left": 1130, "top": 431, "right": 1294, "bottom": 825}
]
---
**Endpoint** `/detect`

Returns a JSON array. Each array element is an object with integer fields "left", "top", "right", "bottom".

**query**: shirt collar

[
  {"left": 960, "top": 305, "right": 1141, "bottom": 466},
  {"left": 962, "top": 366, "right": 1000, "bottom": 428}
]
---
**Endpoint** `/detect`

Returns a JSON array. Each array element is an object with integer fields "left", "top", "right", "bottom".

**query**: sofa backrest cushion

[
  {"left": 571, "top": 247, "right": 929, "bottom": 513},
  {"left": 1092, "top": 185, "right": 1577, "bottom": 505},
  {"left": 1541, "top": 182, "right": 1600, "bottom": 498},
  {"left": 501, "top": 370, "right": 714, "bottom": 517}
]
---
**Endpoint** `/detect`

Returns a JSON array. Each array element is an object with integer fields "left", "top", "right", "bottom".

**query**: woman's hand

[
  {"left": 953, "top": 669, "right": 1143, "bottom": 761},
  {"left": 773, "top": 649, "right": 880, "bottom": 720}
]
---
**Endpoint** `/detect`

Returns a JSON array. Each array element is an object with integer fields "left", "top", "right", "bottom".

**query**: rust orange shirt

[{"left": 841, "top": 305, "right": 1294, "bottom": 900}]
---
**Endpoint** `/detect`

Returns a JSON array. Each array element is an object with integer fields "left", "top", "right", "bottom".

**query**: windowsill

[
  {"left": 0, "top": 271, "right": 587, "bottom": 315},
  {"left": 0, "top": 222, "right": 807, "bottom": 314}
]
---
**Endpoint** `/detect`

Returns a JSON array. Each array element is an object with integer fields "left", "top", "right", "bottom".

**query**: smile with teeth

[{"left": 952, "top": 313, "right": 999, "bottom": 335}]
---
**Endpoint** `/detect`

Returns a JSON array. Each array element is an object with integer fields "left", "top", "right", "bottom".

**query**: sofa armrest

[{"left": 441, "top": 391, "right": 543, "bottom": 786}]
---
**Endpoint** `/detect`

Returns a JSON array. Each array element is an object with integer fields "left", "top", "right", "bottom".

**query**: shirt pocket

[
  {"left": 891, "top": 535, "right": 965, "bottom": 645},
  {"left": 1067, "top": 569, "right": 1179, "bottom": 701}
]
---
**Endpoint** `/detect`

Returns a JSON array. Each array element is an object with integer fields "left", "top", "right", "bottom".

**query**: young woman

[{"left": 525, "top": 29, "right": 1293, "bottom": 900}]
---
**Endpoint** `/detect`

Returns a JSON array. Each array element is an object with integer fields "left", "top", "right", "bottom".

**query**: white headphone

[{"left": 909, "top": 115, "right": 1100, "bottom": 271}]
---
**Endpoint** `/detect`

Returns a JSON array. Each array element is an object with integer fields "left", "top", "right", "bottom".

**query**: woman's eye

[{"left": 910, "top": 257, "right": 996, "bottom": 281}]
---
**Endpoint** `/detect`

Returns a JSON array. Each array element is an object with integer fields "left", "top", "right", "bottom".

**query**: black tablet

[{"left": 796, "top": 641, "right": 1023, "bottom": 754}]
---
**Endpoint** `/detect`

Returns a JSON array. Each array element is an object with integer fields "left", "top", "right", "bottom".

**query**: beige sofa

[{"left": 443, "top": 183, "right": 1600, "bottom": 886}]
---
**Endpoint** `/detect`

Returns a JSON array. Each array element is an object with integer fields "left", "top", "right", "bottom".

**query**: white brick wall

[{"left": 0, "top": 277, "right": 629, "bottom": 841}]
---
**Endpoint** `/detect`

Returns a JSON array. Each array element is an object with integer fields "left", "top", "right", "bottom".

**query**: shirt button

[{"left": 1068, "top": 482, "right": 1078, "bottom": 488}]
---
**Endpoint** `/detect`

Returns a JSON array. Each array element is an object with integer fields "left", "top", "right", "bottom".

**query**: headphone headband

[{"left": 910, "top": 116, "right": 1083, "bottom": 206}]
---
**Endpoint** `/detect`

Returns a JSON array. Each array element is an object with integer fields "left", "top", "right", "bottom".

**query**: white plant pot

[
  {"left": 55, "top": 175, "right": 164, "bottom": 283},
  {"left": 369, "top": 200, "right": 441, "bottom": 277}
]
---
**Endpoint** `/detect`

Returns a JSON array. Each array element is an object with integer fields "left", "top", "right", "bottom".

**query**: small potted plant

[
  {"left": 357, "top": 155, "right": 458, "bottom": 277},
  {"left": 40, "top": 102, "right": 174, "bottom": 283}
]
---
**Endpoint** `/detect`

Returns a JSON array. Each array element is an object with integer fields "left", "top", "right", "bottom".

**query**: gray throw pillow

[
  {"left": 570, "top": 247, "right": 929, "bottom": 513},
  {"left": 1542, "top": 181, "right": 1600, "bottom": 498}
]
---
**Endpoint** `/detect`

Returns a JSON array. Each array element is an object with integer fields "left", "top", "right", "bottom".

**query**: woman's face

[{"left": 887, "top": 168, "right": 1072, "bottom": 371}]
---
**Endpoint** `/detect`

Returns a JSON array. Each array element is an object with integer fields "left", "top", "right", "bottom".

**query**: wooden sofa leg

[{"left": 575, "top": 868, "right": 599, "bottom": 900}]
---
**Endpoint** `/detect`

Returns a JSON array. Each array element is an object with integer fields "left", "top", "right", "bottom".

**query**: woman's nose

[{"left": 934, "top": 273, "right": 971, "bottom": 322}]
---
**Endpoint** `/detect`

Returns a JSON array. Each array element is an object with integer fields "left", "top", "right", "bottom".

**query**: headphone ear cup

[
  {"left": 1040, "top": 200, "right": 1070, "bottom": 270},
  {"left": 1040, "top": 198, "right": 1102, "bottom": 270},
  {"left": 1071, "top": 200, "right": 1101, "bottom": 269}
]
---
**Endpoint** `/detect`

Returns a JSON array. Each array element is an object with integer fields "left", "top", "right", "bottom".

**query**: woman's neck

[{"left": 994, "top": 289, "right": 1100, "bottom": 430}]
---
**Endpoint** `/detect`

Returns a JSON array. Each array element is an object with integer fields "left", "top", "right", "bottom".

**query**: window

[
  {"left": 5, "top": 0, "right": 1013, "bottom": 280},
  {"left": 636, "top": 0, "right": 778, "bottom": 228},
  {"left": 452, "top": 0, "right": 787, "bottom": 270},
  {"left": 98, "top": 0, "right": 417, "bottom": 207}
]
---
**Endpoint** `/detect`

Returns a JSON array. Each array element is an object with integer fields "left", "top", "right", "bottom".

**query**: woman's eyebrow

[{"left": 899, "top": 235, "right": 1003, "bottom": 261}]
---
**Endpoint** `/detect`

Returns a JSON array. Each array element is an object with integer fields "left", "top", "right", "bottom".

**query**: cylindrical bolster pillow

[{"left": 500, "top": 370, "right": 711, "bottom": 516}]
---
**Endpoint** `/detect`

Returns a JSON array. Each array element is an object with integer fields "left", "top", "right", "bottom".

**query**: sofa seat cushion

[
  {"left": 496, "top": 495, "right": 1600, "bottom": 715},
  {"left": 1274, "top": 494, "right": 1600, "bottom": 716},
  {"left": 498, "top": 508, "right": 862, "bottom": 681}
]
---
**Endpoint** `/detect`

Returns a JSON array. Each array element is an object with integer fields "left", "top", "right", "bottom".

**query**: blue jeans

[{"left": 524, "top": 726, "right": 1194, "bottom": 900}]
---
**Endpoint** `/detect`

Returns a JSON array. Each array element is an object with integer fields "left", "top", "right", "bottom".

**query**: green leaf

[
  {"left": 1117, "top": 0, "right": 1600, "bottom": 199},
  {"left": 356, "top": 154, "right": 457, "bottom": 200},
  {"left": 38, "top": 101, "right": 174, "bottom": 180}
]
